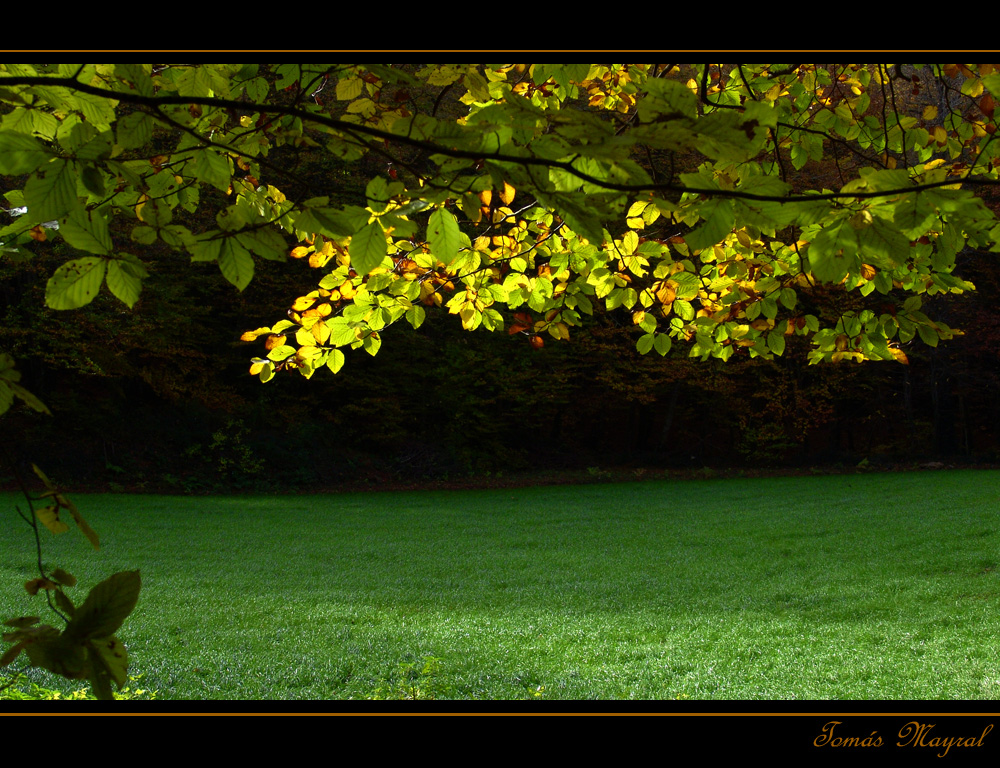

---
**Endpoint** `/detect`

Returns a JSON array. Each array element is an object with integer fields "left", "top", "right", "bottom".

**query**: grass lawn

[{"left": 0, "top": 469, "right": 998, "bottom": 701}]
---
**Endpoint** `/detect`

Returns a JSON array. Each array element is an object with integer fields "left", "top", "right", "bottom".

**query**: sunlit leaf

[
  {"left": 427, "top": 207, "right": 461, "bottom": 266},
  {"left": 349, "top": 220, "right": 387, "bottom": 276}
]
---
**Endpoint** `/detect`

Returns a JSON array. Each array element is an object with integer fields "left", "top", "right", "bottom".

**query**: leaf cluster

[
  {"left": 0, "top": 63, "right": 997, "bottom": 379},
  {"left": 0, "top": 462, "right": 140, "bottom": 701}
]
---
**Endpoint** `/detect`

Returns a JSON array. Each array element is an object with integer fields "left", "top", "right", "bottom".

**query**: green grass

[{"left": 1, "top": 470, "right": 998, "bottom": 700}]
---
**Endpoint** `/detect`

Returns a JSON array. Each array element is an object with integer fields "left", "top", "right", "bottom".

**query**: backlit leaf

[
  {"left": 24, "top": 158, "right": 79, "bottom": 221},
  {"left": 106, "top": 256, "right": 148, "bottom": 308},
  {"left": 0, "top": 131, "right": 52, "bottom": 174},
  {"left": 427, "top": 207, "right": 461, "bottom": 266},
  {"left": 349, "top": 220, "right": 387, "bottom": 276},
  {"left": 45, "top": 257, "right": 107, "bottom": 310},
  {"left": 218, "top": 239, "right": 254, "bottom": 291}
]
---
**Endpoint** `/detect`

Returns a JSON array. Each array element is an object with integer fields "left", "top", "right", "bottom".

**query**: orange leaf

[
  {"left": 309, "top": 241, "right": 336, "bottom": 269},
  {"left": 264, "top": 334, "right": 286, "bottom": 350},
  {"left": 240, "top": 327, "right": 272, "bottom": 342},
  {"left": 980, "top": 94, "right": 995, "bottom": 118},
  {"left": 655, "top": 281, "right": 676, "bottom": 305}
]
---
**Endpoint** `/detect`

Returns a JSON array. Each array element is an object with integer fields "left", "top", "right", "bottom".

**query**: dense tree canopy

[{"left": 1, "top": 62, "right": 999, "bottom": 407}]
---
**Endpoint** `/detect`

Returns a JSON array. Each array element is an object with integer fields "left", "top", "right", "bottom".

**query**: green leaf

[
  {"left": 427, "top": 207, "right": 462, "bottom": 266},
  {"left": 326, "top": 349, "right": 345, "bottom": 374},
  {"left": 106, "top": 255, "right": 148, "bottom": 308},
  {"left": 60, "top": 209, "right": 113, "bottom": 255},
  {"left": 366, "top": 176, "right": 390, "bottom": 213},
  {"left": 24, "top": 632, "right": 87, "bottom": 679},
  {"left": 0, "top": 379, "right": 50, "bottom": 416},
  {"left": 218, "top": 239, "right": 255, "bottom": 291},
  {"left": 767, "top": 331, "right": 786, "bottom": 356},
  {"left": 406, "top": 306, "right": 426, "bottom": 329},
  {"left": 45, "top": 257, "right": 107, "bottom": 310},
  {"left": 88, "top": 661, "right": 115, "bottom": 701},
  {"left": 683, "top": 199, "right": 735, "bottom": 252},
  {"left": 349, "top": 220, "right": 387, "bottom": 276},
  {"left": 115, "top": 111, "right": 153, "bottom": 149},
  {"left": 653, "top": 333, "right": 672, "bottom": 356},
  {"left": 336, "top": 77, "right": 364, "bottom": 101},
  {"left": 65, "top": 571, "right": 141, "bottom": 641},
  {"left": 80, "top": 165, "right": 106, "bottom": 197},
  {"left": 24, "top": 159, "right": 80, "bottom": 221},
  {"left": 236, "top": 228, "right": 288, "bottom": 261},
  {"left": 363, "top": 332, "right": 381, "bottom": 356},
  {"left": 917, "top": 324, "right": 939, "bottom": 347},
  {"left": 0, "top": 131, "right": 52, "bottom": 174},
  {"left": 192, "top": 150, "right": 232, "bottom": 192}
]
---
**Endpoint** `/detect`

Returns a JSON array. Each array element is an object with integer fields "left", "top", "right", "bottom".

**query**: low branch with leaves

[
  {"left": 0, "top": 359, "right": 140, "bottom": 701},
  {"left": 0, "top": 63, "right": 997, "bottom": 378}
]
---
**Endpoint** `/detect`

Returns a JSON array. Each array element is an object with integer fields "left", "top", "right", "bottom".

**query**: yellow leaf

[
  {"left": 240, "top": 327, "right": 272, "bottom": 342},
  {"left": 35, "top": 505, "right": 69, "bottom": 535},
  {"left": 309, "top": 240, "right": 335, "bottom": 269},
  {"left": 311, "top": 322, "right": 331, "bottom": 345},
  {"left": 56, "top": 494, "right": 99, "bottom": 550},
  {"left": 31, "top": 464, "right": 56, "bottom": 490},
  {"left": 499, "top": 181, "right": 515, "bottom": 205}
]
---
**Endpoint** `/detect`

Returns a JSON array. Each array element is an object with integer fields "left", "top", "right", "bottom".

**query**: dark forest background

[{"left": 4, "top": 233, "right": 999, "bottom": 494}]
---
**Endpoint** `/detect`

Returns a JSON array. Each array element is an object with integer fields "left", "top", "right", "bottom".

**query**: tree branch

[{"left": 2, "top": 74, "right": 999, "bottom": 206}]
